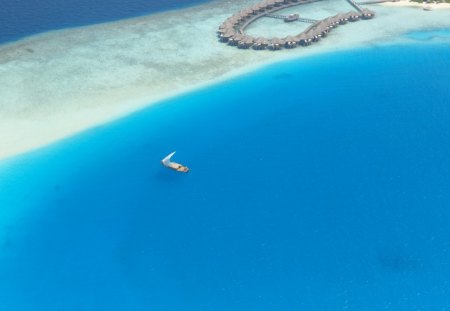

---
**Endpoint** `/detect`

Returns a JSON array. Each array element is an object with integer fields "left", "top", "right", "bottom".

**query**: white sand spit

[{"left": 380, "top": 0, "right": 450, "bottom": 10}]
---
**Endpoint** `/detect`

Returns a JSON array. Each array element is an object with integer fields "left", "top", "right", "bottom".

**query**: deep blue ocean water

[
  {"left": 0, "top": 43, "right": 450, "bottom": 310},
  {"left": 0, "top": 0, "right": 212, "bottom": 44}
]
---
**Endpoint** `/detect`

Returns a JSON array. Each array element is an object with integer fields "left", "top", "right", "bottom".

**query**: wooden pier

[
  {"left": 347, "top": 0, "right": 364, "bottom": 12},
  {"left": 265, "top": 13, "right": 318, "bottom": 23},
  {"left": 357, "top": 0, "right": 395, "bottom": 4},
  {"left": 217, "top": 0, "right": 375, "bottom": 51}
]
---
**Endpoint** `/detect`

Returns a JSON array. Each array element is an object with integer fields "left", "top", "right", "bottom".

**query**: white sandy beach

[
  {"left": 0, "top": 0, "right": 450, "bottom": 160},
  {"left": 380, "top": 0, "right": 450, "bottom": 10}
]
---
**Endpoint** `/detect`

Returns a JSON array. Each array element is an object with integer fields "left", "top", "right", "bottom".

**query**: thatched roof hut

[
  {"left": 335, "top": 13, "right": 348, "bottom": 24},
  {"left": 331, "top": 16, "right": 341, "bottom": 26},
  {"left": 305, "top": 28, "right": 321, "bottom": 41},
  {"left": 252, "top": 37, "right": 264, "bottom": 50},
  {"left": 317, "top": 24, "right": 329, "bottom": 36},
  {"left": 361, "top": 9, "right": 375, "bottom": 19},
  {"left": 242, "top": 8, "right": 253, "bottom": 16},
  {"left": 228, "top": 33, "right": 243, "bottom": 45},
  {"left": 269, "top": 38, "right": 281, "bottom": 45},
  {"left": 255, "top": 3, "right": 267, "bottom": 12},
  {"left": 223, "top": 30, "right": 235, "bottom": 38},
  {"left": 265, "top": 0, "right": 276, "bottom": 8},
  {"left": 268, "top": 38, "right": 283, "bottom": 50},
  {"left": 219, "top": 30, "right": 236, "bottom": 42},
  {"left": 293, "top": 33, "right": 306, "bottom": 41},
  {"left": 225, "top": 16, "right": 237, "bottom": 23},
  {"left": 245, "top": 37, "right": 254, "bottom": 44},
  {"left": 284, "top": 35, "right": 298, "bottom": 48},
  {"left": 238, "top": 36, "right": 254, "bottom": 49},
  {"left": 285, "top": 35, "right": 297, "bottom": 43},
  {"left": 251, "top": 4, "right": 264, "bottom": 14},
  {"left": 348, "top": 11, "right": 361, "bottom": 21},
  {"left": 233, "top": 34, "right": 244, "bottom": 41},
  {"left": 261, "top": 38, "right": 270, "bottom": 46},
  {"left": 274, "top": 0, "right": 284, "bottom": 6},
  {"left": 219, "top": 21, "right": 235, "bottom": 31}
]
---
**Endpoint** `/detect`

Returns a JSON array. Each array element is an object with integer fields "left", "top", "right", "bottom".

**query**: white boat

[{"left": 161, "top": 151, "right": 190, "bottom": 173}]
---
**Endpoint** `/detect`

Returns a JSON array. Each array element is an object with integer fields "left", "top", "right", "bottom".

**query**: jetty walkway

[
  {"left": 218, "top": 0, "right": 375, "bottom": 50},
  {"left": 357, "top": 0, "right": 396, "bottom": 4},
  {"left": 265, "top": 13, "right": 318, "bottom": 23},
  {"left": 347, "top": 0, "right": 364, "bottom": 12}
]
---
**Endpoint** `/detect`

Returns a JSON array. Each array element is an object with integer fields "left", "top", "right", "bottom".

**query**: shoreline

[
  {"left": 379, "top": 0, "right": 450, "bottom": 10},
  {"left": 1, "top": 0, "right": 450, "bottom": 161}
]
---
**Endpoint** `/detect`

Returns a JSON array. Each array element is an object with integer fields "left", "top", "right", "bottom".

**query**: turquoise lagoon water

[
  {"left": 406, "top": 28, "right": 450, "bottom": 41},
  {"left": 0, "top": 43, "right": 450, "bottom": 310}
]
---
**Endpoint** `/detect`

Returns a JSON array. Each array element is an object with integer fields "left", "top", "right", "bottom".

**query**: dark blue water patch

[
  {"left": 405, "top": 28, "right": 450, "bottom": 41},
  {"left": 0, "top": 0, "right": 213, "bottom": 44},
  {"left": 0, "top": 44, "right": 450, "bottom": 310}
]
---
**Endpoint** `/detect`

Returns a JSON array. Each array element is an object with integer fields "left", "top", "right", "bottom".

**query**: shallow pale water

[
  {"left": 406, "top": 28, "right": 450, "bottom": 41},
  {"left": 0, "top": 43, "right": 450, "bottom": 310},
  {"left": 0, "top": 0, "right": 213, "bottom": 44}
]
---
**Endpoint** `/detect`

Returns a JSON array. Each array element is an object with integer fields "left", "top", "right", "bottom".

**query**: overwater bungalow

[
  {"left": 219, "top": 30, "right": 235, "bottom": 42},
  {"left": 253, "top": 4, "right": 266, "bottom": 13},
  {"left": 284, "top": 36, "right": 298, "bottom": 48},
  {"left": 333, "top": 16, "right": 342, "bottom": 26},
  {"left": 338, "top": 13, "right": 349, "bottom": 25},
  {"left": 218, "top": 22, "right": 235, "bottom": 33},
  {"left": 293, "top": 33, "right": 306, "bottom": 46},
  {"left": 236, "top": 11, "right": 246, "bottom": 21},
  {"left": 318, "top": 24, "right": 329, "bottom": 37},
  {"left": 348, "top": 11, "right": 361, "bottom": 21},
  {"left": 274, "top": 0, "right": 284, "bottom": 6},
  {"left": 225, "top": 16, "right": 238, "bottom": 24},
  {"left": 253, "top": 37, "right": 269, "bottom": 50},
  {"left": 238, "top": 36, "right": 254, "bottom": 49},
  {"left": 327, "top": 16, "right": 339, "bottom": 28},
  {"left": 249, "top": 6, "right": 258, "bottom": 15},
  {"left": 305, "top": 36, "right": 313, "bottom": 45},
  {"left": 244, "top": 8, "right": 254, "bottom": 16},
  {"left": 303, "top": 34, "right": 314, "bottom": 45},
  {"left": 228, "top": 34, "right": 243, "bottom": 46},
  {"left": 306, "top": 28, "right": 321, "bottom": 42},
  {"left": 269, "top": 38, "right": 284, "bottom": 50},
  {"left": 322, "top": 19, "right": 333, "bottom": 31},
  {"left": 265, "top": 0, "right": 276, "bottom": 9},
  {"left": 361, "top": 9, "right": 375, "bottom": 19}
]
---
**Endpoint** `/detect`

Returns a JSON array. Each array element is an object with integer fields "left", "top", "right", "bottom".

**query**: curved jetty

[{"left": 218, "top": 0, "right": 375, "bottom": 50}]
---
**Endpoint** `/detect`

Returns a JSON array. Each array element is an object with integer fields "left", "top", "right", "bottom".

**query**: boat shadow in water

[{"left": 154, "top": 169, "right": 189, "bottom": 183}]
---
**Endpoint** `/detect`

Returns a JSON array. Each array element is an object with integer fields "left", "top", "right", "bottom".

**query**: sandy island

[
  {"left": 380, "top": 0, "right": 450, "bottom": 10},
  {"left": 0, "top": 0, "right": 450, "bottom": 161}
]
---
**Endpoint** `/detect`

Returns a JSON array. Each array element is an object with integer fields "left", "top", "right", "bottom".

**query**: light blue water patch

[
  {"left": 0, "top": 44, "right": 449, "bottom": 310},
  {"left": 405, "top": 28, "right": 450, "bottom": 41}
]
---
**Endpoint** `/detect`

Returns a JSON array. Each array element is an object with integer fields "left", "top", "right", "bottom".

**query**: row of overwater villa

[{"left": 217, "top": 0, "right": 375, "bottom": 50}]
